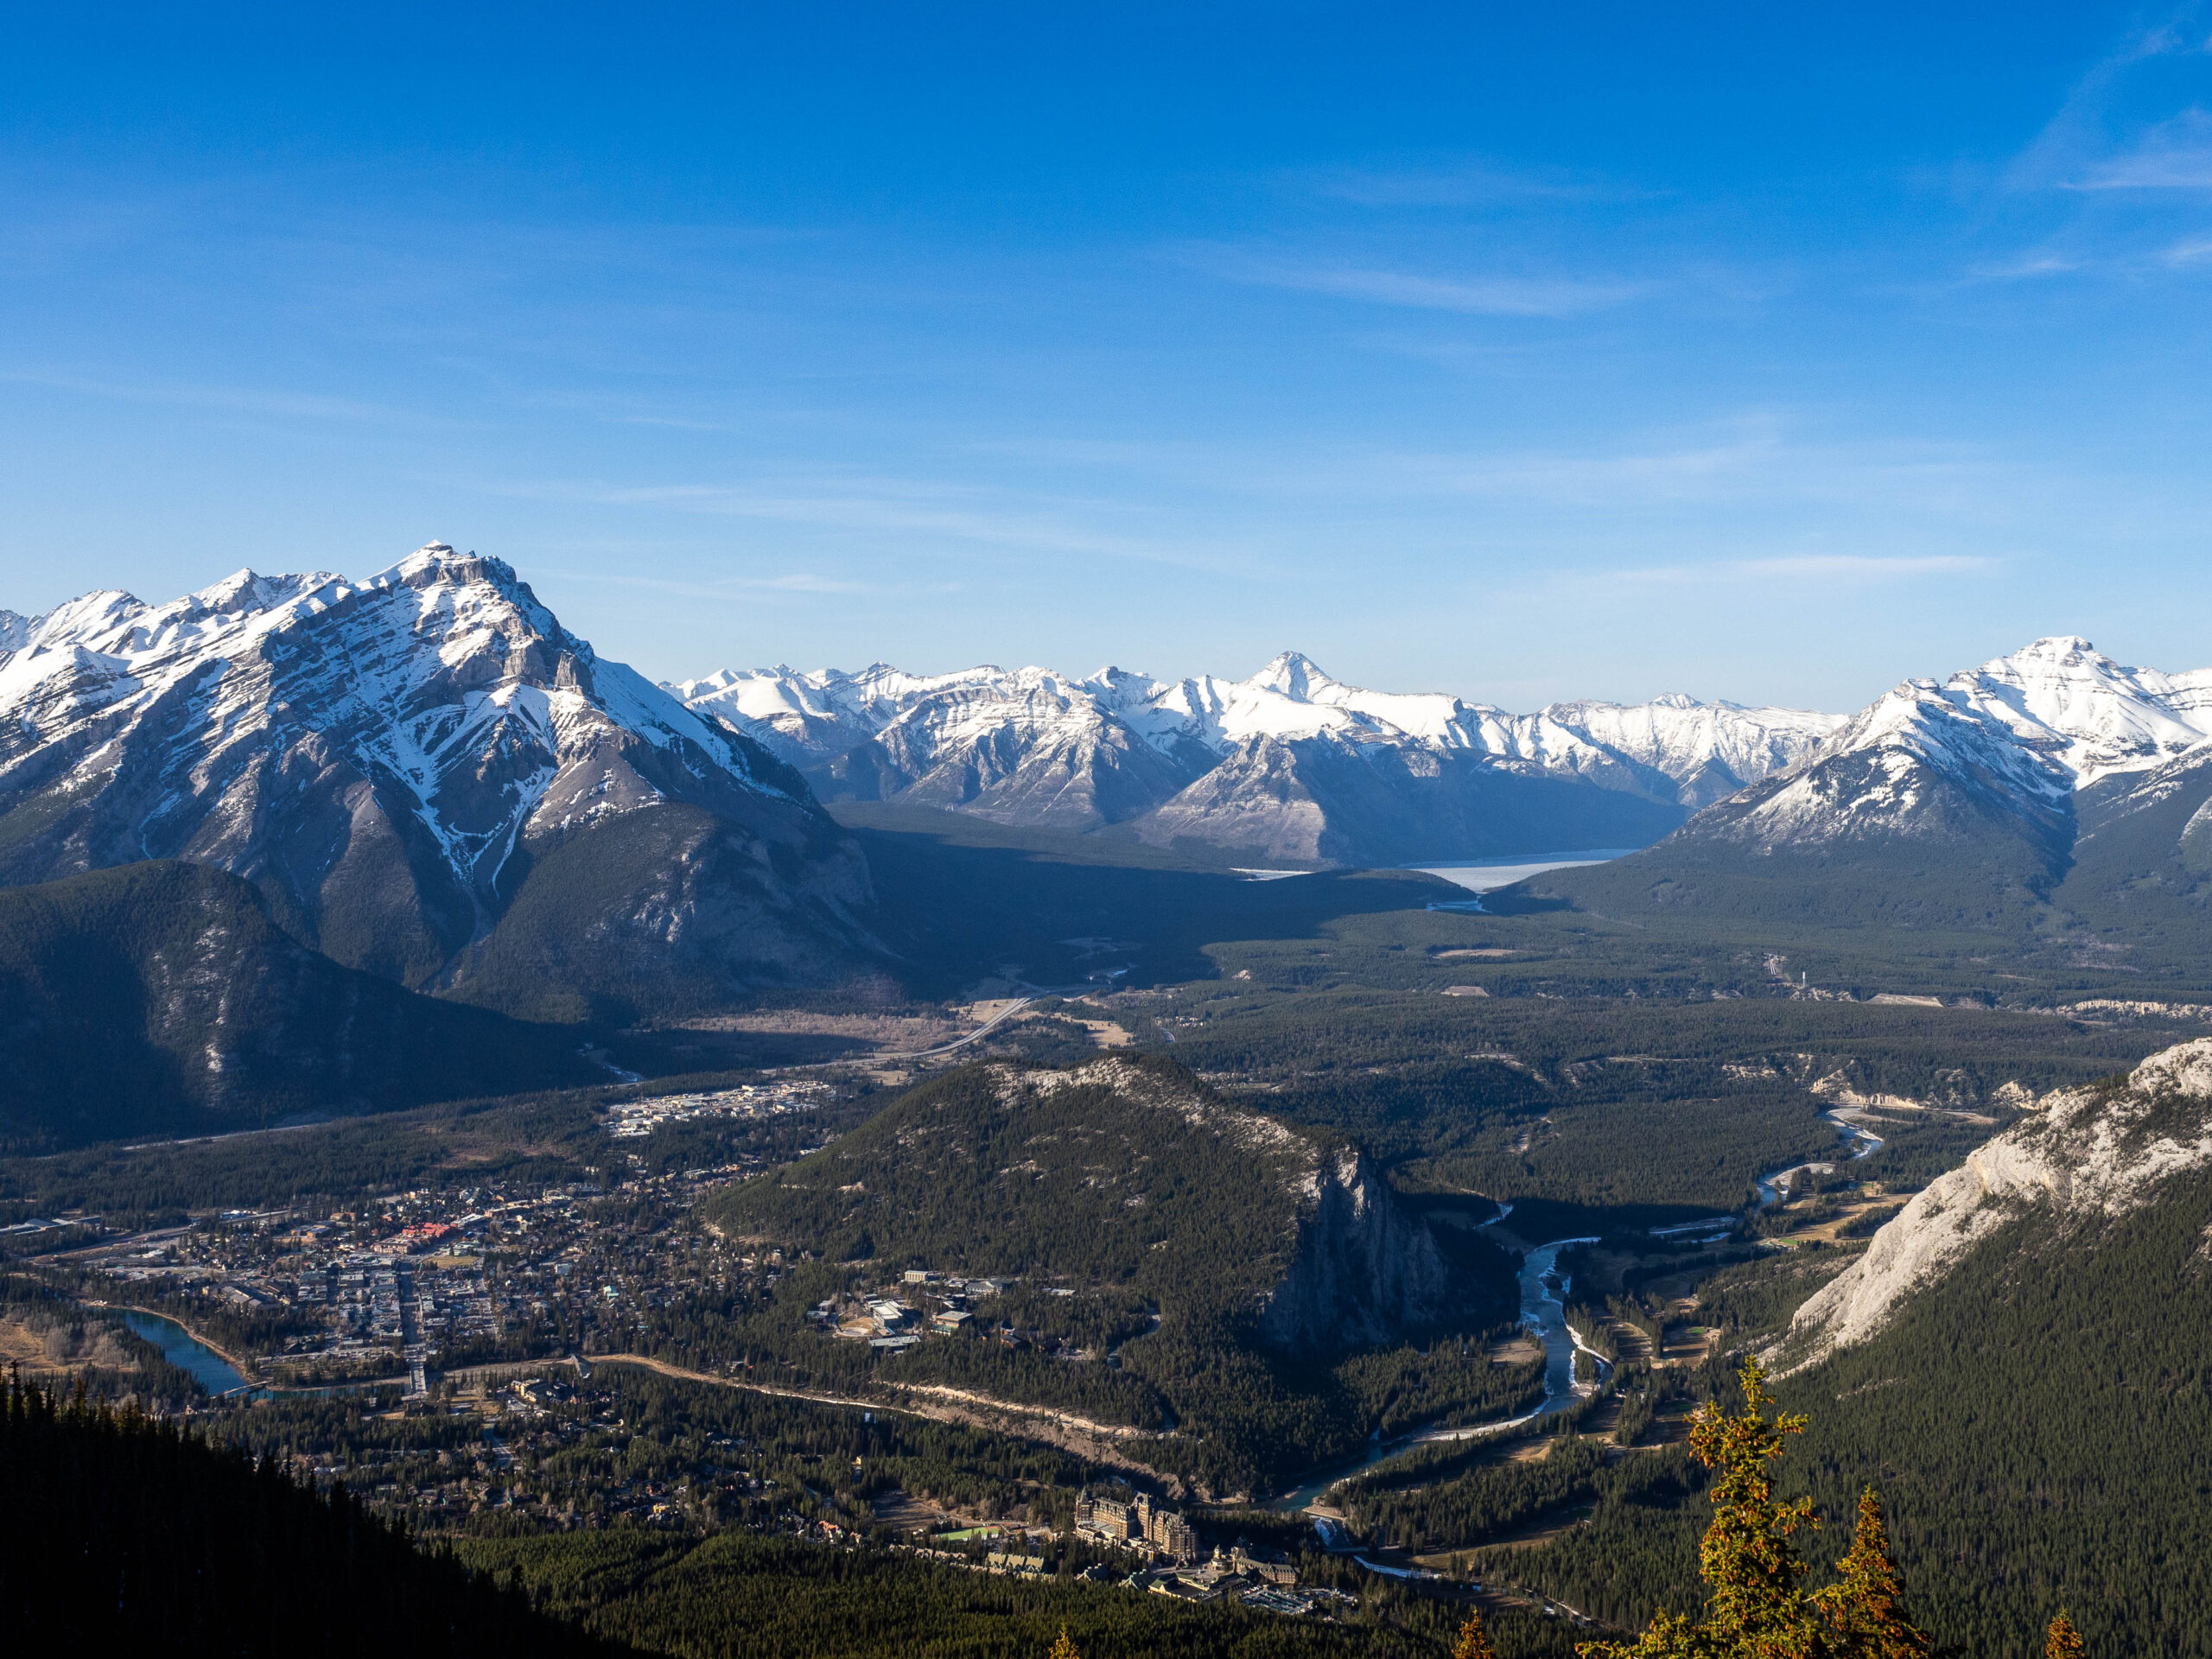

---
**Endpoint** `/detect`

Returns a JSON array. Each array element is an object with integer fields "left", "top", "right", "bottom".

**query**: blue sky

[{"left": 3, "top": 4, "right": 2210, "bottom": 712}]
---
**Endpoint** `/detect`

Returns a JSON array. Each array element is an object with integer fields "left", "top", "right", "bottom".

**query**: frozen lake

[{"left": 1410, "top": 849, "right": 1637, "bottom": 893}]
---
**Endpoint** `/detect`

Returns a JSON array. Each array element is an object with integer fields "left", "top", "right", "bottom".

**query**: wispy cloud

[
  {"left": 547, "top": 567, "right": 874, "bottom": 599},
  {"left": 2063, "top": 110, "right": 2212, "bottom": 190},
  {"left": 0, "top": 368, "right": 418, "bottom": 424},
  {"left": 478, "top": 474, "right": 1253, "bottom": 572},
  {"left": 1611, "top": 553, "right": 1996, "bottom": 586},
  {"left": 1300, "top": 158, "right": 1645, "bottom": 209},
  {"left": 1394, "top": 423, "right": 2004, "bottom": 515},
  {"left": 1963, "top": 251, "right": 2084, "bottom": 282},
  {"left": 1193, "top": 249, "right": 1642, "bottom": 317}
]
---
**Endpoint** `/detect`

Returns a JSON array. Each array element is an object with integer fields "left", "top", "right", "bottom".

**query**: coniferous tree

[
  {"left": 1453, "top": 1610, "right": 1498, "bottom": 1659},
  {"left": 1579, "top": 1358, "right": 1821, "bottom": 1659},
  {"left": 2046, "top": 1611, "right": 2086, "bottom": 1659},
  {"left": 1048, "top": 1623, "right": 1083, "bottom": 1659},
  {"left": 1811, "top": 1490, "right": 1932, "bottom": 1659}
]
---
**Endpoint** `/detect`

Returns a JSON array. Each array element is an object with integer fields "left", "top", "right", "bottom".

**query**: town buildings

[{"left": 1073, "top": 1489, "right": 1198, "bottom": 1560}]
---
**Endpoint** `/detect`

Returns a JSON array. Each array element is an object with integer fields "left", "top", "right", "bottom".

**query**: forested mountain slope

[
  {"left": 708, "top": 1055, "right": 1525, "bottom": 1492},
  {"left": 0, "top": 861, "right": 594, "bottom": 1153},
  {"left": 1778, "top": 1037, "right": 2212, "bottom": 1365},
  {"left": 711, "top": 1055, "right": 1452, "bottom": 1354},
  {"left": 1507, "top": 1039, "right": 2212, "bottom": 1659},
  {"left": 0, "top": 1382, "right": 605, "bottom": 1657}
]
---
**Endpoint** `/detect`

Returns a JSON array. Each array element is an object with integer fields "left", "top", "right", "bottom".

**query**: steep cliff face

[
  {"left": 1777, "top": 1038, "right": 2212, "bottom": 1370},
  {"left": 1256, "top": 1143, "right": 1452, "bottom": 1355}
]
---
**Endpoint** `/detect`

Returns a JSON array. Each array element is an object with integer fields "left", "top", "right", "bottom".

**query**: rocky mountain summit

[
  {"left": 677, "top": 652, "right": 1841, "bottom": 866},
  {"left": 1664, "top": 638, "right": 2212, "bottom": 863},
  {"left": 1522, "top": 637, "right": 2212, "bottom": 933},
  {"left": 1777, "top": 1037, "right": 2212, "bottom": 1369},
  {"left": 0, "top": 546, "right": 877, "bottom": 1009}
]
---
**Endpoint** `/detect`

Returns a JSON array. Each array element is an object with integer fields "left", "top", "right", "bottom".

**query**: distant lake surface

[
  {"left": 1410, "top": 849, "right": 1637, "bottom": 893},
  {"left": 120, "top": 1309, "right": 250, "bottom": 1395}
]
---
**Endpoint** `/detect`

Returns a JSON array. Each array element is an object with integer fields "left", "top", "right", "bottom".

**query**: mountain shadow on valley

[{"left": 0, "top": 861, "right": 596, "bottom": 1154}]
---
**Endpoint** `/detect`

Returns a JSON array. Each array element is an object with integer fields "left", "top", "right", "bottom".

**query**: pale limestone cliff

[{"left": 1776, "top": 1039, "right": 2212, "bottom": 1370}]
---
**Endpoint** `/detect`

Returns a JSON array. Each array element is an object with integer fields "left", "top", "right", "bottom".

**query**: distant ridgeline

[
  {"left": 1516, "top": 639, "right": 2212, "bottom": 986},
  {"left": 0, "top": 1378, "right": 603, "bottom": 1657},
  {"left": 706, "top": 1055, "right": 1530, "bottom": 1494}
]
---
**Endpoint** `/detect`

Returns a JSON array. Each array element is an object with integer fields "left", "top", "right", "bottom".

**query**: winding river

[
  {"left": 119, "top": 1309, "right": 252, "bottom": 1395},
  {"left": 1753, "top": 1108, "right": 1885, "bottom": 1206},
  {"left": 1268, "top": 1225, "right": 1608, "bottom": 1512},
  {"left": 1271, "top": 1105, "right": 1888, "bottom": 1517}
]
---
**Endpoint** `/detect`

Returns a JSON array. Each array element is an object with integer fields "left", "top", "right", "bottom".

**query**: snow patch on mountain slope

[
  {"left": 1676, "top": 639, "right": 2212, "bottom": 855},
  {"left": 1942, "top": 636, "right": 2212, "bottom": 787},
  {"left": 675, "top": 649, "right": 1845, "bottom": 828},
  {"left": 0, "top": 545, "right": 811, "bottom": 951}
]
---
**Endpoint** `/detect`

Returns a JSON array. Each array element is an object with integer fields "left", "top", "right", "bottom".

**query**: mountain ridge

[
  {"left": 0, "top": 545, "right": 881, "bottom": 1011},
  {"left": 1516, "top": 636, "right": 2212, "bottom": 940},
  {"left": 675, "top": 651, "right": 1843, "bottom": 866},
  {"left": 1775, "top": 1036, "right": 2212, "bottom": 1370}
]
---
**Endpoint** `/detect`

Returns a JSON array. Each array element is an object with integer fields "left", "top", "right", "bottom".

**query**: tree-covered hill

[
  {"left": 0, "top": 860, "right": 597, "bottom": 1153},
  {"left": 1491, "top": 1048, "right": 2212, "bottom": 1659},
  {"left": 707, "top": 1056, "right": 1529, "bottom": 1493}
]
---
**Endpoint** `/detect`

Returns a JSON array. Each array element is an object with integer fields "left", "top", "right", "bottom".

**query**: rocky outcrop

[
  {"left": 1777, "top": 1039, "right": 2212, "bottom": 1370},
  {"left": 1257, "top": 1144, "right": 1452, "bottom": 1356}
]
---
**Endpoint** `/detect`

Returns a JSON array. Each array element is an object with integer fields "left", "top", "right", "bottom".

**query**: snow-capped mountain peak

[
  {"left": 1649, "top": 635, "right": 2212, "bottom": 873},
  {"left": 1250, "top": 649, "right": 1335, "bottom": 699},
  {"left": 1943, "top": 636, "right": 2212, "bottom": 787},
  {"left": 674, "top": 650, "right": 1848, "bottom": 859},
  {"left": 0, "top": 543, "right": 840, "bottom": 983}
]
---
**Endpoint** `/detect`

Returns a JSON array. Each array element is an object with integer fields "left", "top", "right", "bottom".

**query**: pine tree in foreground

[
  {"left": 2046, "top": 1611, "right": 2086, "bottom": 1659},
  {"left": 1453, "top": 1610, "right": 1499, "bottom": 1659},
  {"left": 1576, "top": 1359, "right": 1939, "bottom": 1659},
  {"left": 1810, "top": 1489, "right": 1932, "bottom": 1659},
  {"left": 1047, "top": 1622, "right": 1082, "bottom": 1659}
]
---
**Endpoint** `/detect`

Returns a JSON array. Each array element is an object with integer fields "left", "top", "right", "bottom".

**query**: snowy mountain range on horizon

[
  {"left": 3, "top": 543, "right": 2210, "bottom": 890},
  {"left": 672, "top": 634, "right": 2212, "bottom": 868},
  {"left": 671, "top": 653, "right": 1847, "bottom": 865}
]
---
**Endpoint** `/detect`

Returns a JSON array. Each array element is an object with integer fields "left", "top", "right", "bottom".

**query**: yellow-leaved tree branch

[{"left": 1578, "top": 1357, "right": 1952, "bottom": 1659}]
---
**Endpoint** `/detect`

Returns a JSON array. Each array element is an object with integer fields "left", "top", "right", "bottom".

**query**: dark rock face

[
  {"left": 0, "top": 547, "right": 881, "bottom": 1008},
  {"left": 0, "top": 861, "right": 594, "bottom": 1152},
  {"left": 441, "top": 801, "right": 888, "bottom": 1024},
  {"left": 1257, "top": 1145, "right": 1452, "bottom": 1355}
]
